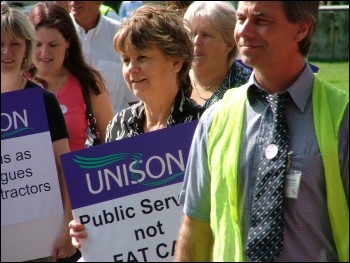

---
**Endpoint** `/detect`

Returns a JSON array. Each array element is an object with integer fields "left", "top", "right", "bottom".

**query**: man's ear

[{"left": 294, "top": 20, "right": 311, "bottom": 42}]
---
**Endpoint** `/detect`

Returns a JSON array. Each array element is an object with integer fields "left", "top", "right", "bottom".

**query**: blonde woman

[
  {"left": 185, "top": 1, "right": 251, "bottom": 108},
  {"left": 1, "top": 2, "right": 76, "bottom": 260}
]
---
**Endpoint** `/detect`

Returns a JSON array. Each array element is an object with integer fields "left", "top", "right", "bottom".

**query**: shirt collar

[
  {"left": 70, "top": 13, "right": 103, "bottom": 36},
  {"left": 247, "top": 62, "right": 314, "bottom": 112}
]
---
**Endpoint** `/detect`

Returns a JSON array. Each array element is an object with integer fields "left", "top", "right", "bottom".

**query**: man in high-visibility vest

[{"left": 176, "top": 1, "right": 348, "bottom": 262}]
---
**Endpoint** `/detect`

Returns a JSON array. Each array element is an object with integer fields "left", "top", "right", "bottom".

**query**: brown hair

[
  {"left": 282, "top": 1, "right": 320, "bottom": 57},
  {"left": 166, "top": 1, "right": 193, "bottom": 16},
  {"left": 113, "top": 4, "right": 194, "bottom": 97},
  {"left": 27, "top": 2, "right": 104, "bottom": 94}
]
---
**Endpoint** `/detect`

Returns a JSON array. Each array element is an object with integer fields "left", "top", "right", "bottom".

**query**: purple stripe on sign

[{"left": 61, "top": 121, "right": 198, "bottom": 210}]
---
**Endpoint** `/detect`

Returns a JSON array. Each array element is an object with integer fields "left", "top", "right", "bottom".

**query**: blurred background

[{"left": 6, "top": 1, "right": 349, "bottom": 92}]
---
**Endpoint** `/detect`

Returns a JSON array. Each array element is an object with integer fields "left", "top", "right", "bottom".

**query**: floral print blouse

[
  {"left": 203, "top": 61, "right": 252, "bottom": 108},
  {"left": 106, "top": 90, "right": 204, "bottom": 141}
]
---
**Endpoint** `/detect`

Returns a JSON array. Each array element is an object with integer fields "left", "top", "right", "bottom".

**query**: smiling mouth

[
  {"left": 132, "top": 79, "right": 145, "bottom": 83},
  {"left": 239, "top": 42, "right": 261, "bottom": 48},
  {"left": 1, "top": 59, "right": 15, "bottom": 63},
  {"left": 239, "top": 45, "right": 261, "bottom": 53}
]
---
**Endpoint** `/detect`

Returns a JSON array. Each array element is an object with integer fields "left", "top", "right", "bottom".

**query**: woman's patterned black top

[
  {"left": 106, "top": 90, "right": 204, "bottom": 141},
  {"left": 203, "top": 61, "right": 252, "bottom": 109}
]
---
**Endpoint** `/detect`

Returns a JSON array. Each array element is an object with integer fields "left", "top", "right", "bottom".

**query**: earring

[
  {"left": 22, "top": 58, "right": 28, "bottom": 68},
  {"left": 65, "top": 49, "right": 69, "bottom": 59},
  {"left": 174, "top": 67, "right": 179, "bottom": 73}
]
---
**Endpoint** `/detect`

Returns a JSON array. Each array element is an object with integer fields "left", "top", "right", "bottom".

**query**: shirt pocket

[{"left": 287, "top": 154, "right": 326, "bottom": 215}]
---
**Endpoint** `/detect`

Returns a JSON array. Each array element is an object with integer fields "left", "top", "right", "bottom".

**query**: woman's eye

[{"left": 122, "top": 58, "right": 130, "bottom": 64}]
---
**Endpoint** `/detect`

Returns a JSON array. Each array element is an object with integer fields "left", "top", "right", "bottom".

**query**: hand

[
  {"left": 69, "top": 220, "right": 87, "bottom": 249},
  {"left": 51, "top": 228, "right": 77, "bottom": 261}
]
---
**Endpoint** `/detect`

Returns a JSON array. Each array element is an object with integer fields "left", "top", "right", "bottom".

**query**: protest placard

[
  {"left": 1, "top": 88, "right": 64, "bottom": 261},
  {"left": 61, "top": 121, "right": 198, "bottom": 262}
]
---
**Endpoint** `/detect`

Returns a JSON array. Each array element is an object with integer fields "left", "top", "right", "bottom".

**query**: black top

[
  {"left": 106, "top": 90, "right": 204, "bottom": 141},
  {"left": 24, "top": 80, "right": 69, "bottom": 142}
]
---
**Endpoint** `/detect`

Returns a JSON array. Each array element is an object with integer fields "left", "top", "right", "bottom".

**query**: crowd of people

[{"left": 1, "top": 1, "right": 348, "bottom": 262}]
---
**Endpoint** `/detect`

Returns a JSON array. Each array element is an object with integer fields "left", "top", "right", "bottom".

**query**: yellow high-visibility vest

[{"left": 208, "top": 75, "right": 349, "bottom": 262}]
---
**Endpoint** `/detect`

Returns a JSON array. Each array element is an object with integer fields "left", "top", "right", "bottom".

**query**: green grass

[{"left": 309, "top": 60, "right": 349, "bottom": 93}]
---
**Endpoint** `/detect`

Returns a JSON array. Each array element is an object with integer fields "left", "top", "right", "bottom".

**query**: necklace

[
  {"left": 192, "top": 78, "right": 213, "bottom": 90},
  {"left": 193, "top": 84, "right": 209, "bottom": 101},
  {"left": 54, "top": 68, "right": 65, "bottom": 98},
  {"left": 56, "top": 75, "right": 63, "bottom": 98}
]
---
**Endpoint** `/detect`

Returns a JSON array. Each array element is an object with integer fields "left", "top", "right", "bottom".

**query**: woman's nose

[
  {"left": 193, "top": 34, "right": 202, "bottom": 46},
  {"left": 126, "top": 60, "right": 139, "bottom": 74}
]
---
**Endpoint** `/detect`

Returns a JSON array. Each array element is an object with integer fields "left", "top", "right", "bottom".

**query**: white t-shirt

[{"left": 70, "top": 14, "right": 139, "bottom": 114}]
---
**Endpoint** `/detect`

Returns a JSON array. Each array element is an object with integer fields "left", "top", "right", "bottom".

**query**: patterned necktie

[{"left": 246, "top": 92, "right": 290, "bottom": 262}]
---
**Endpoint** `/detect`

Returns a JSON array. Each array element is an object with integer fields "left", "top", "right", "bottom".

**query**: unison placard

[
  {"left": 1, "top": 87, "right": 64, "bottom": 261},
  {"left": 61, "top": 121, "right": 198, "bottom": 262}
]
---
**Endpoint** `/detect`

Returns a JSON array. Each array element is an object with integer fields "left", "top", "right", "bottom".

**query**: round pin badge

[{"left": 265, "top": 144, "right": 278, "bottom": 159}]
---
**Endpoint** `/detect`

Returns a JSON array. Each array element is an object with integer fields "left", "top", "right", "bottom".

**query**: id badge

[{"left": 285, "top": 170, "right": 302, "bottom": 199}]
